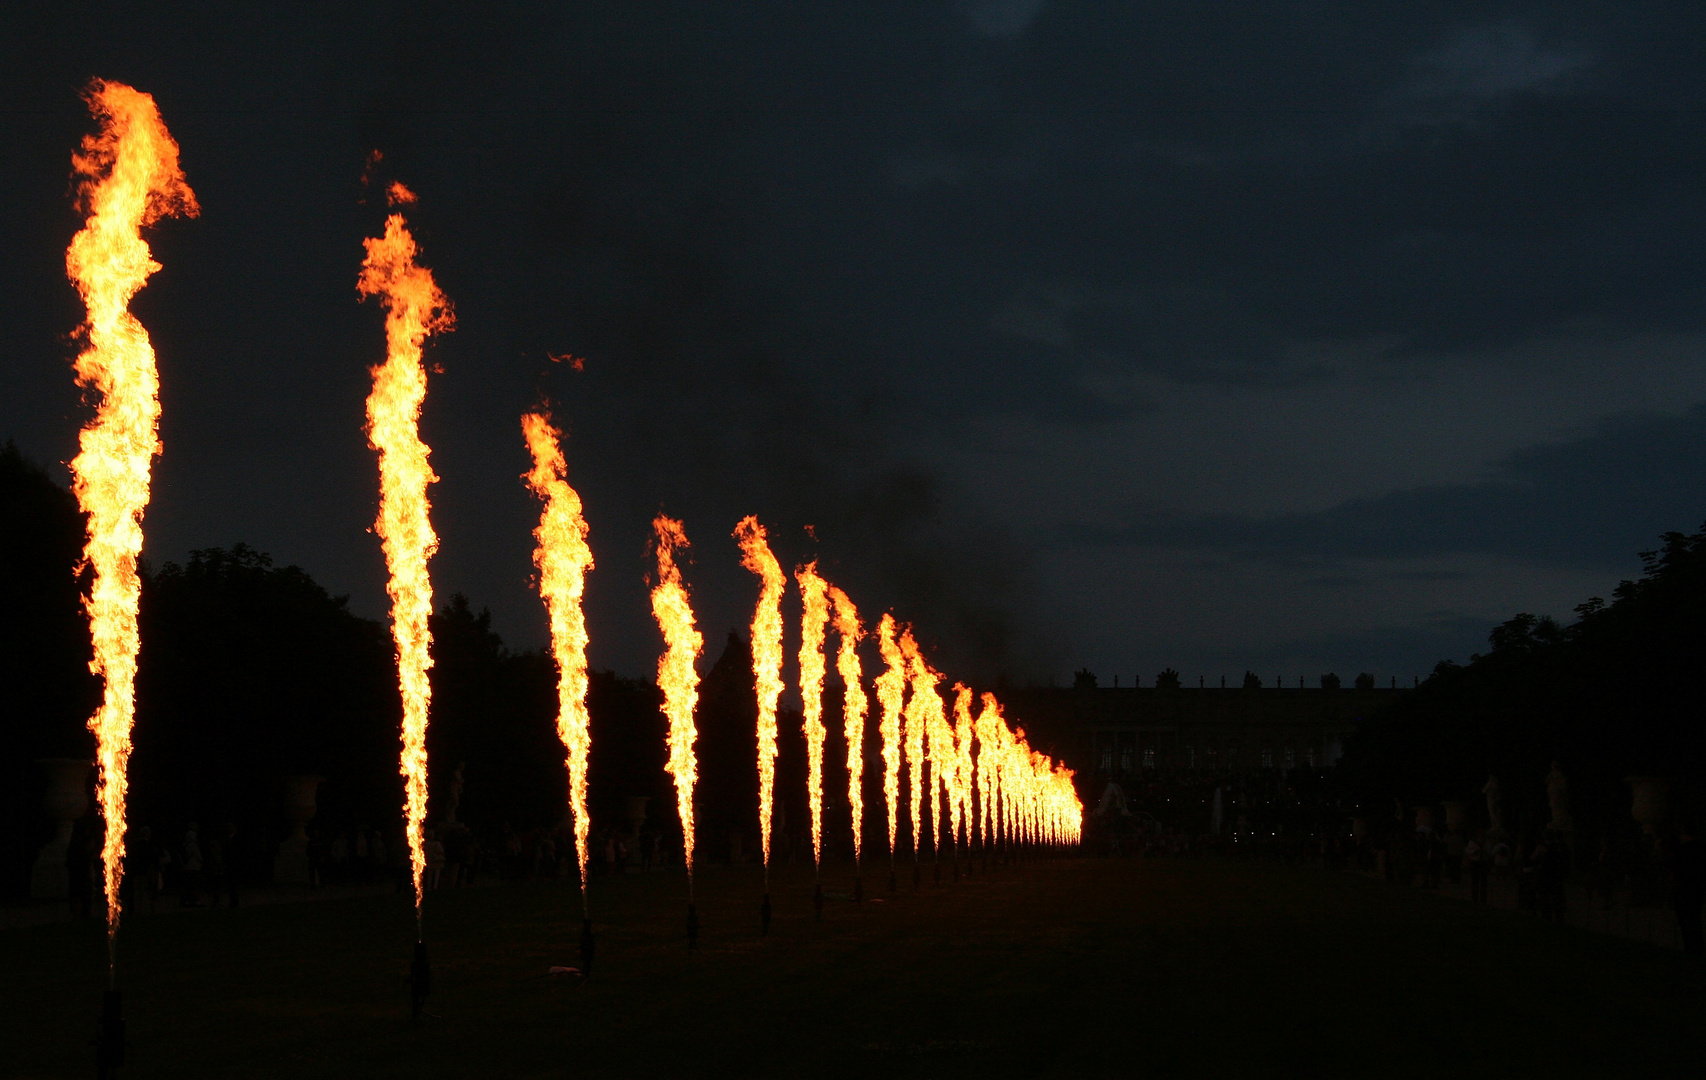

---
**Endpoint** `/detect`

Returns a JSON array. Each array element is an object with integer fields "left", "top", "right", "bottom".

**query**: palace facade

[{"left": 997, "top": 680, "right": 1404, "bottom": 779}]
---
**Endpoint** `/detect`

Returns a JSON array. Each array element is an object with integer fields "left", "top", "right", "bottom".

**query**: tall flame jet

[
  {"left": 898, "top": 629, "right": 941, "bottom": 861},
  {"left": 874, "top": 615, "right": 906, "bottom": 864},
  {"left": 734, "top": 517, "right": 785, "bottom": 879},
  {"left": 974, "top": 692, "right": 1003, "bottom": 849},
  {"left": 829, "top": 587, "right": 867, "bottom": 867},
  {"left": 650, "top": 516, "right": 703, "bottom": 885},
  {"left": 951, "top": 685, "right": 975, "bottom": 851},
  {"left": 796, "top": 562, "right": 830, "bottom": 871},
  {"left": 360, "top": 181, "right": 453, "bottom": 927},
  {"left": 925, "top": 684, "right": 953, "bottom": 857},
  {"left": 65, "top": 81, "right": 197, "bottom": 957},
  {"left": 522, "top": 411, "right": 594, "bottom": 906}
]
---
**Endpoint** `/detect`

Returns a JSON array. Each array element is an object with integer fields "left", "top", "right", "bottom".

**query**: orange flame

[
  {"left": 829, "top": 587, "right": 867, "bottom": 867},
  {"left": 650, "top": 516, "right": 702, "bottom": 885},
  {"left": 912, "top": 652, "right": 1081, "bottom": 856},
  {"left": 964, "top": 715, "right": 1081, "bottom": 848},
  {"left": 992, "top": 710, "right": 1010, "bottom": 847},
  {"left": 998, "top": 726, "right": 1018, "bottom": 845},
  {"left": 359, "top": 194, "right": 453, "bottom": 926},
  {"left": 1016, "top": 743, "right": 1030, "bottom": 839},
  {"left": 926, "top": 684, "right": 954, "bottom": 857},
  {"left": 734, "top": 516, "right": 784, "bottom": 875},
  {"left": 522, "top": 411, "right": 595, "bottom": 903},
  {"left": 951, "top": 684, "right": 975, "bottom": 851},
  {"left": 874, "top": 615, "right": 906, "bottom": 861},
  {"left": 898, "top": 629, "right": 942, "bottom": 860},
  {"left": 66, "top": 81, "right": 197, "bottom": 950},
  {"left": 797, "top": 562, "right": 830, "bottom": 872},
  {"left": 1030, "top": 749, "right": 1049, "bottom": 843},
  {"left": 973, "top": 692, "right": 1003, "bottom": 848}
]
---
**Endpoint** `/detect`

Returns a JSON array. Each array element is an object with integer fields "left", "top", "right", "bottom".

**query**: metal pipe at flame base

[
  {"left": 853, "top": 875, "right": 864, "bottom": 903},
  {"left": 579, "top": 918, "right": 596, "bottom": 976},
  {"left": 94, "top": 989, "right": 124, "bottom": 1079},
  {"left": 813, "top": 883, "right": 825, "bottom": 921},
  {"left": 409, "top": 941, "right": 431, "bottom": 1023},
  {"left": 912, "top": 863, "right": 921, "bottom": 891},
  {"left": 760, "top": 893, "right": 771, "bottom": 935},
  {"left": 686, "top": 903, "right": 699, "bottom": 950},
  {"left": 888, "top": 869, "right": 897, "bottom": 893}
]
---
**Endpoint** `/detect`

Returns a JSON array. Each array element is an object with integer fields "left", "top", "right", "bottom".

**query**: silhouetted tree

[
  {"left": 1487, "top": 613, "right": 1563, "bottom": 654},
  {"left": 1343, "top": 524, "right": 1706, "bottom": 829},
  {"left": 1155, "top": 668, "right": 1181, "bottom": 690},
  {"left": 1320, "top": 672, "right": 1341, "bottom": 690},
  {"left": 132, "top": 545, "right": 398, "bottom": 832},
  {"left": 426, "top": 595, "right": 562, "bottom": 832},
  {"left": 0, "top": 444, "right": 98, "bottom": 896},
  {"left": 585, "top": 670, "right": 668, "bottom": 840},
  {"left": 696, "top": 631, "right": 759, "bottom": 848}
]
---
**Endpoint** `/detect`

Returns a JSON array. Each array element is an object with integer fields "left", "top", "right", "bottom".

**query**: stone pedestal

[
  {"left": 625, "top": 796, "right": 650, "bottom": 868},
  {"left": 1628, "top": 776, "right": 1671, "bottom": 905},
  {"left": 30, "top": 759, "right": 92, "bottom": 900},
  {"left": 1629, "top": 776, "right": 1669, "bottom": 835},
  {"left": 273, "top": 775, "right": 323, "bottom": 884},
  {"left": 1442, "top": 801, "right": 1467, "bottom": 832},
  {"left": 1546, "top": 762, "right": 1573, "bottom": 835}
]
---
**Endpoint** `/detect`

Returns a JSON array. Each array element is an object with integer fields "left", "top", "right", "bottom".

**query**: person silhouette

[{"left": 1670, "top": 822, "right": 1705, "bottom": 962}]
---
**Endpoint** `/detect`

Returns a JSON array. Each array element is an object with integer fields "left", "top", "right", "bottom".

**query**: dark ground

[{"left": 4, "top": 855, "right": 1702, "bottom": 1078}]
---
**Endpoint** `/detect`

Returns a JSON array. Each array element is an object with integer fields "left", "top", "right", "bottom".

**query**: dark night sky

[{"left": 3, "top": 2, "right": 1705, "bottom": 686}]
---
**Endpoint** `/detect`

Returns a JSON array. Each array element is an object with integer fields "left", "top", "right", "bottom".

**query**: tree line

[
  {"left": 1341, "top": 524, "right": 1706, "bottom": 835},
  {"left": 1, "top": 442, "right": 817, "bottom": 897}
]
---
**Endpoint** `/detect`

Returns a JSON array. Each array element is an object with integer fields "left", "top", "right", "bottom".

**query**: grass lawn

[{"left": 4, "top": 855, "right": 1703, "bottom": 1078}]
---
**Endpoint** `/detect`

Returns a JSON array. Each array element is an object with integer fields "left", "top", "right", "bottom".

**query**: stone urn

[
  {"left": 273, "top": 774, "right": 323, "bottom": 884},
  {"left": 1628, "top": 776, "right": 1670, "bottom": 835},
  {"left": 1442, "top": 801, "right": 1467, "bottom": 832},
  {"left": 30, "top": 758, "right": 92, "bottom": 900},
  {"left": 625, "top": 794, "right": 650, "bottom": 834},
  {"left": 1414, "top": 806, "right": 1435, "bottom": 833},
  {"left": 625, "top": 796, "right": 650, "bottom": 867}
]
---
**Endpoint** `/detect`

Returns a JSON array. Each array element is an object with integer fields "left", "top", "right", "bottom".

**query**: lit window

[
  {"left": 1100, "top": 749, "right": 1112, "bottom": 772},
  {"left": 1261, "top": 749, "right": 1273, "bottom": 769},
  {"left": 1284, "top": 748, "right": 1295, "bottom": 769},
  {"left": 1186, "top": 745, "right": 1195, "bottom": 768},
  {"left": 1143, "top": 748, "right": 1155, "bottom": 770}
]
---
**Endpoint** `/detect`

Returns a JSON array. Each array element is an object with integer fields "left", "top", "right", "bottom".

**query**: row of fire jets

[
  {"left": 530, "top": 436, "right": 1085, "bottom": 895},
  {"left": 63, "top": 82, "right": 1080, "bottom": 953}
]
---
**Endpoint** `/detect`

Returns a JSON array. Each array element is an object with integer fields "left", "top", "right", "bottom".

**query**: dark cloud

[{"left": 1077, "top": 405, "right": 1706, "bottom": 569}]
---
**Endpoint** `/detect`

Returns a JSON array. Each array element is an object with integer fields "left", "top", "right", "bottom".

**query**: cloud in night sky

[
  {"left": 956, "top": 0, "right": 1048, "bottom": 39},
  {"left": 1403, "top": 21, "right": 1588, "bottom": 116},
  {"left": 1081, "top": 404, "right": 1706, "bottom": 566}
]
